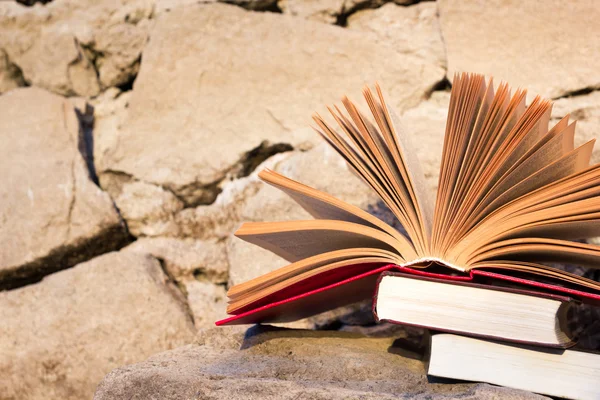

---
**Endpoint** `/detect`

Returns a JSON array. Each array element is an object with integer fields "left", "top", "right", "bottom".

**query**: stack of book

[
  {"left": 374, "top": 272, "right": 599, "bottom": 399},
  {"left": 217, "top": 73, "right": 600, "bottom": 399}
]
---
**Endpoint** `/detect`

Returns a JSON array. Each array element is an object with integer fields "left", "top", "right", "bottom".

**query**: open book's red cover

[{"left": 216, "top": 263, "right": 600, "bottom": 326}]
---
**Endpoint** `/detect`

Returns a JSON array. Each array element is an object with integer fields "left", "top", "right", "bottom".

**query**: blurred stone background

[{"left": 0, "top": 0, "right": 598, "bottom": 398}]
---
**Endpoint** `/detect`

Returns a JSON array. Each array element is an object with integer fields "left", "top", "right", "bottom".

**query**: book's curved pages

[{"left": 217, "top": 73, "right": 600, "bottom": 327}]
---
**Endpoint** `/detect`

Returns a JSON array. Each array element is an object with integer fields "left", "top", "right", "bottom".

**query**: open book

[{"left": 217, "top": 73, "right": 600, "bottom": 326}]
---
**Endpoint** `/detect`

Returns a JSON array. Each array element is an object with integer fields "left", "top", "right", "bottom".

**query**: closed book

[
  {"left": 373, "top": 271, "right": 577, "bottom": 347},
  {"left": 428, "top": 334, "right": 600, "bottom": 400}
]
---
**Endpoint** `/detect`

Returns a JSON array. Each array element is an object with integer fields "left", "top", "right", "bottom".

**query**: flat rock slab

[
  {"left": 94, "top": 325, "right": 548, "bottom": 400},
  {"left": 99, "top": 3, "right": 443, "bottom": 207},
  {"left": 439, "top": 0, "right": 600, "bottom": 99},
  {"left": 0, "top": 250, "right": 196, "bottom": 400},
  {"left": 0, "top": 87, "right": 128, "bottom": 288}
]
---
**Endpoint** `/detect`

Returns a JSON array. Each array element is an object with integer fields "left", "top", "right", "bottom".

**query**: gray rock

[
  {"left": 94, "top": 325, "right": 548, "bottom": 399},
  {"left": 0, "top": 251, "right": 196, "bottom": 400},
  {"left": 0, "top": 87, "right": 128, "bottom": 288},
  {"left": 439, "top": 0, "right": 600, "bottom": 99},
  {"left": 98, "top": 2, "right": 443, "bottom": 211}
]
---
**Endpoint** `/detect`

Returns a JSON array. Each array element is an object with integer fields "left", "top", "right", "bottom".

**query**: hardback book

[
  {"left": 216, "top": 72, "right": 600, "bottom": 326},
  {"left": 428, "top": 334, "right": 600, "bottom": 400},
  {"left": 373, "top": 272, "right": 576, "bottom": 347}
]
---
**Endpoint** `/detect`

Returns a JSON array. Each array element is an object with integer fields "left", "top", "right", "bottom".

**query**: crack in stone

[
  {"left": 335, "top": 0, "right": 434, "bottom": 27},
  {"left": 101, "top": 140, "right": 294, "bottom": 208},
  {"left": 15, "top": 0, "right": 53, "bottom": 5},
  {"left": 65, "top": 159, "right": 77, "bottom": 242},
  {"left": 62, "top": 101, "right": 78, "bottom": 242},
  {"left": 553, "top": 86, "right": 600, "bottom": 100},
  {"left": 0, "top": 224, "right": 132, "bottom": 291},
  {"left": 0, "top": 48, "right": 28, "bottom": 89},
  {"left": 0, "top": 100, "right": 134, "bottom": 292},
  {"left": 425, "top": 76, "right": 451, "bottom": 98},
  {"left": 155, "top": 256, "right": 197, "bottom": 326},
  {"left": 219, "top": 0, "right": 282, "bottom": 13}
]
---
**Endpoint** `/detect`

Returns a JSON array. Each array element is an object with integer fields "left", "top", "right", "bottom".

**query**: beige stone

[
  {"left": 125, "top": 237, "right": 229, "bottom": 282},
  {"left": 94, "top": 326, "right": 548, "bottom": 399},
  {"left": 278, "top": 0, "right": 417, "bottom": 23},
  {"left": 99, "top": 3, "right": 443, "bottom": 209},
  {"left": 92, "top": 18, "right": 152, "bottom": 89},
  {"left": 551, "top": 91, "right": 600, "bottom": 165},
  {"left": 0, "top": 87, "right": 128, "bottom": 287},
  {"left": 278, "top": 0, "right": 345, "bottom": 23},
  {"left": 0, "top": 251, "right": 196, "bottom": 400},
  {"left": 348, "top": 2, "right": 446, "bottom": 71},
  {"left": 90, "top": 88, "right": 132, "bottom": 173},
  {"left": 184, "top": 279, "right": 228, "bottom": 329},
  {"left": 0, "top": 0, "right": 153, "bottom": 96},
  {"left": 399, "top": 91, "right": 449, "bottom": 193},
  {"left": 0, "top": 48, "right": 25, "bottom": 92},
  {"left": 438, "top": 0, "right": 600, "bottom": 99},
  {"left": 113, "top": 180, "right": 184, "bottom": 237}
]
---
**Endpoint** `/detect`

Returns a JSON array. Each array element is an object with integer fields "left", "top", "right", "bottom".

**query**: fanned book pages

[{"left": 217, "top": 73, "right": 600, "bottom": 326}]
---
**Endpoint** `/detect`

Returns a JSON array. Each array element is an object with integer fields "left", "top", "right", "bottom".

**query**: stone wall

[{"left": 1, "top": 0, "right": 599, "bottom": 399}]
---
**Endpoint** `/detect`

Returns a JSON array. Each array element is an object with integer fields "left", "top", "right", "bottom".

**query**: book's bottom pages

[
  {"left": 428, "top": 334, "right": 600, "bottom": 400},
  {"left": 216, "top": 262, "right": 600, "bottom": 326}
]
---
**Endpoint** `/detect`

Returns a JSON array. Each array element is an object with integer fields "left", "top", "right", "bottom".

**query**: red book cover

[{"left": 216, "top": 263, "right": 600, "bottom": 326}]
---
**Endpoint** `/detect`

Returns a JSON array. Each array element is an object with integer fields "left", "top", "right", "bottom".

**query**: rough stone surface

[
  {"left": 94, "top": 325, "right": 548, "bottom": 400},
  {"left": 551, "top": 91, "right": 600, "bottom": 165},
  {"left": 439, "top": 0, "right": 600, "bottom": 99},
  {"left": 278, "top": 0, "right": 346, "bottom": 23},
  {"left": 184, "top": 279, "right": 228, "bottom": 329},
  {"left": 125, "top": 237, "right": 228, "bottom": 282},
  {"left": 0, "top": 48, "right": 25, "bottom": 92},
  {"left": 115, "top": 180, "right": 185, "bottom": 237},
  {"left": 124, "top": 237, "right": 230, "bottom": 329},
  {"left": 0, "top": 0, "right": 153, "bottom": 96},
  {"left": 0, "top": 251, "right": 196, "bottom": 400},
  {"left": 98, "top": 3, "right": 443, "bottom": 211},
  {"left": 0, "top": 87, "right": 128, "bottom": 287},
  {"left": 278, "top": 0, "right": 417, "bottom": 23},
  {"left": 347, "top": 2, "right": 446, "bottom": 71},
  {"left": 90, "top": 88, "right": 132, "bottom": 173}
]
